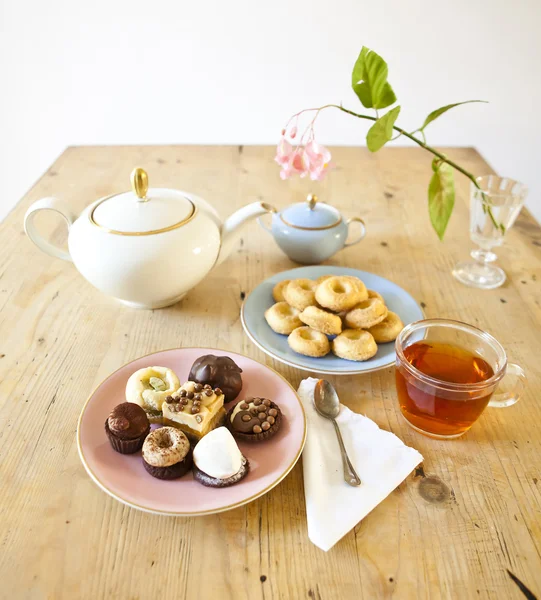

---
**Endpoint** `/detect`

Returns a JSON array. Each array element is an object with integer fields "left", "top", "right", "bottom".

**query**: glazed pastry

[
  {"left": 192, "top": 427, "right": 249, "bottom": 487},
  {"left": 226, "top": 397, "right": 282, "bottom": 442},
  {"left": 283, "top": 278, "right": 318, "bottom": 311},
  {"left": 288, "top": 326, "right": 330, "bottom": 357},
  {"left": 272, "top": 279, "right": 291, "bottom": 302},
  {"left": 265, "top": 302, "right": 303, "bottom": 334},
  {"left": 315, "top": 276, "right": 368, "bottom": 312},
  {"left": 142, "top": 427, "right": 192, "bottom": 480},
  {"left": 332, "top": 329, "right": 378, "bottom": 361},
  {"left": 188, "top": 354, "right": 243, "bottom": 402},
  {"left": 344, "top": 297, "right": 388, "bottom": 330},
  {"left": 126, "top": 366, "right": 180, "bottom": 423},
  {"left": 104, "top": 402, "right": 150, "bottom": 454},
  {"left": 367, "top": 311, "right": 404, "bottom": 343},
  {"left": 162, "top": 381, "right": 226, "bottom": 443},
  {"left": 299, "top": 305, "right": 342, "bottom": 336}
]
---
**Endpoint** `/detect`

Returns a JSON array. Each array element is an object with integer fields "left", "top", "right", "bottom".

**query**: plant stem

[{"left": 331, "top": 105, "right": 503, "bottom": 232}]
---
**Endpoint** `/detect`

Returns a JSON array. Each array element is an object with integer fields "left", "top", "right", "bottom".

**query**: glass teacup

[{"left": 395, "top": 319, "right": 526, "bottom": 439}]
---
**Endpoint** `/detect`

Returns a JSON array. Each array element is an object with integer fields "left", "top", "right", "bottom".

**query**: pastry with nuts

[
  {"left": 226, "top": 397, "right": 282, "bottom": 442},
  {"left": 162, "top": 381, "right": 226, "bottom": 443},
  {"left": 188, "top": 354, "right": 243, "bottom": 402},
  {"left": 125, "top": 366, "right": 180, "bottom": 423},
  {"left": 142, "top": 427, "right": 192, "bottom": 480},
  {"left": 192, "top": 427, "right": 249, "bottom": 488},
  {"left": 104, "top": 402, "right": 150, "bottom": 454}
]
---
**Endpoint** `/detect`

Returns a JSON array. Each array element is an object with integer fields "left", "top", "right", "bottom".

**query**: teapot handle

[
  {"left": 344, "top": 217, "right": 367, "bottom": 247},
  {"left": 24, "top": 197, "right": 75, "bottom": 262}
]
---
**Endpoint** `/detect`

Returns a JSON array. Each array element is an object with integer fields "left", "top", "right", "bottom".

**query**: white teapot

[{"left": 24, "top": 168, "right": 275, "bottom": 309}]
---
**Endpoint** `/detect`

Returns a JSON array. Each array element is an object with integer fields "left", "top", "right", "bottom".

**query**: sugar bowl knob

[
  {"left": 306, "top": 193, "right": 318, "bottom": 210},
  {"left": 131, "top": 167, "right": 149, "bottom": 201}
]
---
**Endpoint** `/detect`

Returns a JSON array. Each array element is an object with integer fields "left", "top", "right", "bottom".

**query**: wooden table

[{"left": 1, "top": 146, "right": 540, "bottom": 600}]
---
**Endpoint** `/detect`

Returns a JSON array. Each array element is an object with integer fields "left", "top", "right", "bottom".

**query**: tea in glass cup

[{"left": 395, "top": 319, "right": 526, "bottom": 439}]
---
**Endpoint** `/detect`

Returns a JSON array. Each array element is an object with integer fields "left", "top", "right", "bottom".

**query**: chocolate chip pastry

[
  {"left": 162, "top": 381, "right": 226, "bottom": 443},
  {"left": 226, "top": 397, "right": 282, "bottom": 442}
]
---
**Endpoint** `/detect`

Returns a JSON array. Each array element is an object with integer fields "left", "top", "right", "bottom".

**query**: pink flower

[
  {"left": 290, "top": 125, "right": 298, "bottom": 139},
  {"left": 305, "top": 140, "right": 332, "bottom": 180},
  {"left": 275, "top": 137, "right": 293, "bottom": 167},
  {"left": 279, "top": 147, "right": 310, "bottom": 180}
]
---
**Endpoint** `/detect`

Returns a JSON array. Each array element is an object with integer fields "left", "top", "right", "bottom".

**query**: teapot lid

[
  {"left": 90, "top": 168, "right": 196, "bottom": 235},
  {"left": 280, "top": 194, "right": 341, "bottom": 230}
]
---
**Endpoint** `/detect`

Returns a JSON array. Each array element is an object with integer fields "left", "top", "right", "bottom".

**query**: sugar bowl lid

[
  {"left": 280, "top": 194, "right": 341, "bottom": 230},
  {"left": 90, "top": 168, "right": 196, "bottom": 235}
]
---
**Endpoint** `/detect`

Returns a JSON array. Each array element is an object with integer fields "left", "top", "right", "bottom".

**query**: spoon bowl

[{"left": 314, "top": 379, "right": 341, "bottom": 419}]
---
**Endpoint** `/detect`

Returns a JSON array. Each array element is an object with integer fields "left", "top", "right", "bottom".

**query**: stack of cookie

[{"left": 264, "top": 275, "right": 404, "bottom": 362}]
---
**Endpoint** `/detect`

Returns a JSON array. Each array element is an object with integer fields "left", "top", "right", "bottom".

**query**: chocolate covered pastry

[
  {"left": 188, "top": 355, "right": 243, "bottom": 402},
  {"left": 104, "top": 402, "right": 150, "bottom": 454},
  {"left": 226, "top": 397, "right": 282, "bottom": 442}
]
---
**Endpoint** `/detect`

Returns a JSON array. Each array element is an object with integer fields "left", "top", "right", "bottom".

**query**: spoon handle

[{"left": 332, "top": 419, "right": 362, "bottom": 487}]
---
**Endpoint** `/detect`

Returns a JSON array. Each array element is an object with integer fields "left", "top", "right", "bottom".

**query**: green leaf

[
  {"left": 366, "top": 106, "right": 401, "bottom": 152},
  {"left": 351, "top": 46, "right": 397, "bottom": 110},
  {"left": 420, "top": 100, "right": 487, "bottom": 132},
  {"left": 428, "top": 160, "right": 455, "bottom": 240}
]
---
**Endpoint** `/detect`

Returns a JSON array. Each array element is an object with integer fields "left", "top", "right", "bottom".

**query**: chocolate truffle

[
  {"left": 188, "top": 355, "right": 243, "bottom": 402},
  {"left": 105, "top": 402, "right": 150, "bottom": 454}
]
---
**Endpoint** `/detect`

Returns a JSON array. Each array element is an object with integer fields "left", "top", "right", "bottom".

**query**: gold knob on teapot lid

[
  {"left": 131, "top": 167, "right": 149, "bottom": 201},
  {"left": 307, "top": 194, "right": 318, "bottom": 210}
]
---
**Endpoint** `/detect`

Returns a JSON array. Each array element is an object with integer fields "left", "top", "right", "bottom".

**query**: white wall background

[{"left": 1, "top": 0, "right": 540, "bottom": 222}]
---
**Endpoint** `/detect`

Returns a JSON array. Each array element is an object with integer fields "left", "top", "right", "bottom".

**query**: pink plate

[{"left": 77, "top": 347, "right": 306, "bottom": 516}]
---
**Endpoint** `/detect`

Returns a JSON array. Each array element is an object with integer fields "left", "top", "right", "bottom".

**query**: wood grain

[{"left": 0, "top": 145, "right": 540, "bottom": 600}]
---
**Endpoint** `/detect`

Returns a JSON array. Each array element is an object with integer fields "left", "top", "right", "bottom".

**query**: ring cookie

[
  {"left": 265, "top": 302, "right": 302, "bottom": 335},
  {"left": 288, "top": 326, "right": 330, "bottom": 357},
  {"left": 344, "top": 297, "right": 388, "bottom": 330},
  {"left": 272, "top": 279, "right": 291, "bottom": 302},
  {"left": 299, "top": 305, "right": 342, "bottom": 336},
  {"left": 332, "top": 329, "right": 378, "bottom": 362},
  {"left": 367, "top": 311, "right": 404, "bottom": 343},
  {"left": 315, "top": 276, "right": 368, "bottom": 312},
  {"left": 283, "top": 278, "right": 318, "bottom": 311},
  {"left": 367, "top": 289, "right": 384, "bottom": 303}
]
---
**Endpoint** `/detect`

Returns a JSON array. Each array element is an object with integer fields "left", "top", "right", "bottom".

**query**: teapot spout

[{"left": 217, "top": 201, "right": 276, "bottom": 265}]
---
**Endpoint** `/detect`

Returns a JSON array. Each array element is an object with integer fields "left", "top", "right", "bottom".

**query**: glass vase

[{"left": 452, "top": 175, "right": 528, "bottom": 289}]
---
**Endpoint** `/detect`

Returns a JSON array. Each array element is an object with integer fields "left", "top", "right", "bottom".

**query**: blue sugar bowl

[{"left": 258, "top": 194, "right": 366, "bottom": 264}]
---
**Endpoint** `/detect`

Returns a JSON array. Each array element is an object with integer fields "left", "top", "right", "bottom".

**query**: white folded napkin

[{"left": 298, "top": 377, "right": 423, "bottom": 551}]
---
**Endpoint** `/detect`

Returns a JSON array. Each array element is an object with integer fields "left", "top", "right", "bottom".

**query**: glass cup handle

[{"left": 488, "top": 363, "right": 526, "bottom": 408}]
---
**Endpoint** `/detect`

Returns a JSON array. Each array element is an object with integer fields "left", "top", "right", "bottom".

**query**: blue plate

[{"left": 241, "top": 266, "right": 424, "bottom": 375}]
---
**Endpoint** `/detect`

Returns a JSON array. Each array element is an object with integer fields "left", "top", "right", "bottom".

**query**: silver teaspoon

[{"left": 314, "top": 379, "right": 361, "bottom": 487}]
